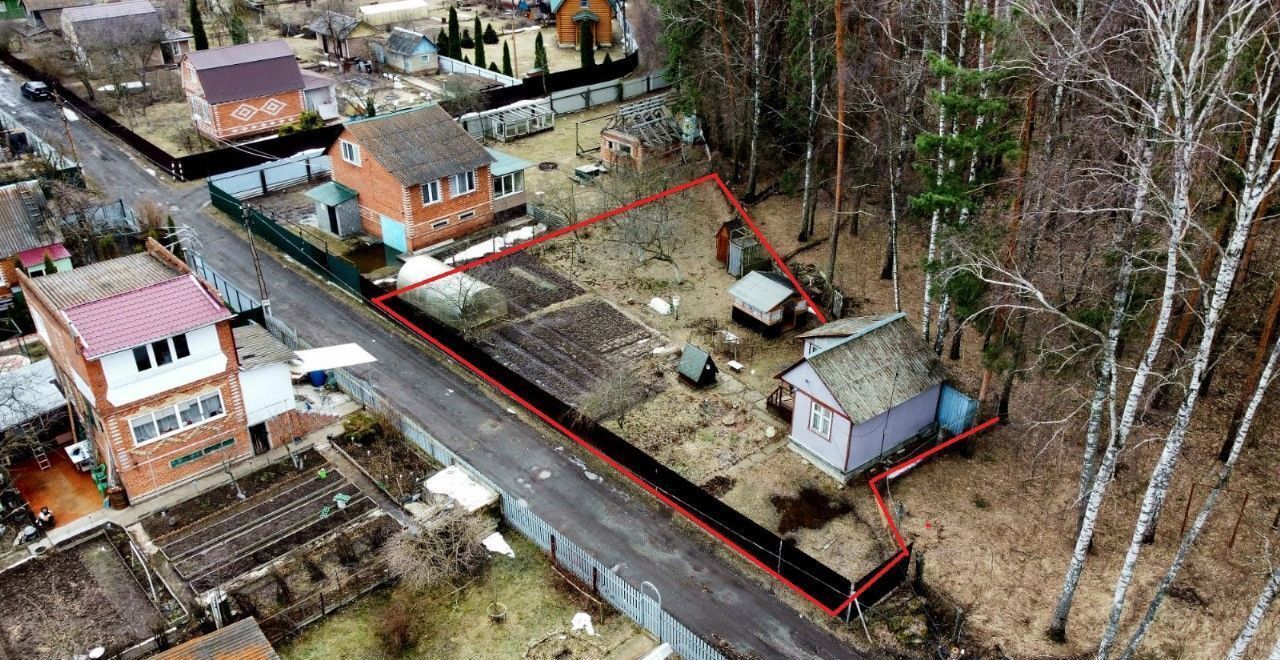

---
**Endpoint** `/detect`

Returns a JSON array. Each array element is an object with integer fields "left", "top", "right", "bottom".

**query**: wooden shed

[
  {"left": 715, "top": 217, "right": 743, "bottom": 264},
  {"left": 677, "top": 343, "right": 718, "bottom": 388},
  {"left": 599, "top": 95, "right": 682, "bottom": 171},
  {"left": 727, "top": 270, "right": 808, "bottom": 337}
]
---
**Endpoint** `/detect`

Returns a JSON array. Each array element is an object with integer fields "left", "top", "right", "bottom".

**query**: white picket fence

[{"left": 259, "top": 312, "right": 725, "bottom": 660}]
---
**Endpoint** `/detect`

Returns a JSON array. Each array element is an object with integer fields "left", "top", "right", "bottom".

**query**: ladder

[{"left": 34, "top": 451, "right": 51, "bottom": 471}]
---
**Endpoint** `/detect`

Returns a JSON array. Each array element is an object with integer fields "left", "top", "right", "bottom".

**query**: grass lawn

[{"left": 280, "top": 535, "right": 647, "bottom": 659}]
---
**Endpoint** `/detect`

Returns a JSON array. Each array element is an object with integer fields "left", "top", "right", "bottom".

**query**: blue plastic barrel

[{"left": 308, "top": 370, "right": 328, "bottom": 387}]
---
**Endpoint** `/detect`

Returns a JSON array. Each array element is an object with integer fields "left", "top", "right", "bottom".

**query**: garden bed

[{"left": 331, "top": 420, "right": 441, "bottom": 503}]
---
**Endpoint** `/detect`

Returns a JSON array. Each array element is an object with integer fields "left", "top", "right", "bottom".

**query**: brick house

[
  {"left": 181, "top": 40, "right": 337, "bottom": 142},
  {"left": 599, "top": 95, "right": 682, "bottom": 171},
  {"left": 551, "top": 0, "right": 615, "bottom": 47},
  {"left": 19, "top": 239, "right": 297, "bottom": 502},
  {"left": 314, "top": 103, "right": 514, "bottom": 253}
]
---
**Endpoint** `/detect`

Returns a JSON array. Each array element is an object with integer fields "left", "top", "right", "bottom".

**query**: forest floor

[{"left": 745, "top": 184, "right": 1280, "bottom": 658}]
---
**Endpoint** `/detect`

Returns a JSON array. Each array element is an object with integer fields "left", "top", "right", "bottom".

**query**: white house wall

[
  {"left": 101, "top": 325, "right": 226, "bottom": 406},
  {"left": 238, "top": 363, "right": 293, "bottom": 426},
  {"left": 780, "top": 361, "right": 842, "bottom": 412}
]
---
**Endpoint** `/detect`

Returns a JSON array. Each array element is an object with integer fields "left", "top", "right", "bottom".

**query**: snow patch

[
  {"left": 482, "top": 532, "right": 515, "bottom": 558},
  {"left": 425, "top": 465, "right": 498, "bottom": 512},
  {"left": 445, "top": 224, "right": 546, "bottom": 265},
  {"left": 570, "top": 612, "right": 596, "bottom": 636}
]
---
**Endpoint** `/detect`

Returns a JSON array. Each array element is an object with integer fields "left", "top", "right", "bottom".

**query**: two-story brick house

[
  {"left": 19, "top": 239, "right": 296, "bottom": 501},
  {"left": 315, "top": 103, "right": 499, "bottom": 253},
  {"left": 181, "top": 40, "right": 337, "bottom": 142}
]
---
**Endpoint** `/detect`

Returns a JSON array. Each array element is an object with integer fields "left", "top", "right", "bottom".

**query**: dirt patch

[
  {"left": 702, "top": 475, "right": 737, "bottom": 497},
  {"left": 771, "top": 487, "right": 853, "bottom": 535},
  {"left": 0, "top": 536, "right": 165, "bottom": 658},
  {"left": 332, "top": 415, "right": 441, "bottom": 502}
]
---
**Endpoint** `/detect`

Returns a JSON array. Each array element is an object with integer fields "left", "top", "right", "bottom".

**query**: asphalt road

[{"left": 0, "top": 69, "right": 864, "bottom": 659}]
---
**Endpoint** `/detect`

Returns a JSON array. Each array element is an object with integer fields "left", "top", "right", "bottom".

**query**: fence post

[{"left": 550, "top": 534, "right": 557, "bottom": 564}]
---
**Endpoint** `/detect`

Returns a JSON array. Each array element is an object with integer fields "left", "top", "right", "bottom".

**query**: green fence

[{"left": 207, "top": 181, "right": 364, "bottom": 297}]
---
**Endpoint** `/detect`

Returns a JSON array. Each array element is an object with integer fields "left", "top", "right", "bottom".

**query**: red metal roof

[
  {"left": 16, "top": 242, "right": 70, "bottom": 269},
  {"left": 62, "top": 275, "right": 232, "bottom": 359}
]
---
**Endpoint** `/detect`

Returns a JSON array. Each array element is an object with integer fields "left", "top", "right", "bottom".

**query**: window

[
  {"left": 458, "top": 210, "right": 476, "bottom": 221},
  {"left": 131, "top": 334, "right": 191, "bottom": 373},
  {"left": 129, "top": 391, "right": 225, "bottom": 445},
  {"left": 617, "top": 142, "right": 633, "bottom": 156},
  {"left": 340, "top": 139, "right": 361, "bottom": 165},
  {"left": 422, "top": 180, "right": 441, "bottom": 205},
  {"left": 133, "top": 346, "right": 152, "bottom": 372},
  {"left": 431, "top": 219, "right": 450, "bottom": 230},
  {"left": 580, "top": 0, "right": 589, "bottom": 7},
  {"left": 420, "top": 53, "right": 432, "bottom": 62},
  {"left": 808, "top": 401, "right": 833, "bottom": 439},
  {"left": 493, "top": 171, "right": 524, "bottom": 199},
  {"left": 152, "top": 339, "right": 172, "bottom": 367},
  {"left": 452, "top": 170, "right": 476, "bottom": 195},
  {"left": 170, "top": 438, "right": 236, "bottom": 469}
]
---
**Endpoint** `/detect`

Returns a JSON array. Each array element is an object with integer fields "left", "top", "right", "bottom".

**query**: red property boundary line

[{"left": 371, "top": 172, "right": 999, "bottom": 617}]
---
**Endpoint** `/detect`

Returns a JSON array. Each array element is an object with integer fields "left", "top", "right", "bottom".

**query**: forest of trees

[{"left": 656, "top": 0, "right": 1280, "bottom": 655}]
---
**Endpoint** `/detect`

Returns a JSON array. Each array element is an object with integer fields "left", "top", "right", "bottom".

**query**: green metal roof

[
  {"left": 550, "top": 0, "right": 616, "bottom": 13},
  {"left": 571, "top": 9, "right": 600, "bottom": 21},
  {"left": 305, "top": 181, "right": 358, "bottom": 206},
  {"left": 677, "top": 343, "right": 716, "bottom": 384},
  {"left": 484, "top": 148, "right": 533, "bottom": 177}
]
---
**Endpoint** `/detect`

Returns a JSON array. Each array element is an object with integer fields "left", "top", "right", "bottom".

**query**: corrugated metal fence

[
  {"left": 548, "top": 70, "right": 671, "bottom": 115},
  {"left": 256, "top": 312, "right": 725, "bottom": 660}
]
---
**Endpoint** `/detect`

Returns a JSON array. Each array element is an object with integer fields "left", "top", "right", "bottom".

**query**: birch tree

[
  {"left": 1227, "top": 567, "right": 1280, "bottom": 660},
  {"left": 1098, "top": 10, "right": 1280, "bottom": 654}
]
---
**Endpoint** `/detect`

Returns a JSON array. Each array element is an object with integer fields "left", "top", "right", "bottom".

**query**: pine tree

[
  {"left": 189, "top": 0, "right": 208, "bottom": 51},
  {"left": 228, "top": 14, "right": 248, "bottom": 45},
  {"left": 579, "top": 23, "right": 595, "bottom": 68},
  {"left": 501, "top": 42, "right": 512, "bottom": 76},
  {"left": 447, "top": 7, "right": 461, "bottom": 59},
  {"left": 365, "top": 97, "right": 376, "bottom": 117},
  {"left": 602, "top": 52, "right": 612, "bottom": 64},
  {"left": 437, "top": 32, "right": 450, "bottom": 58},
  {"left": 488, "top": 62, "right": 498, "bottom": 72},
  {"left": 472, "top": 16, "right": 485, "bottom": 67},
  {"left": 483, "top": 23, "right": 499, "bottom": 45},
  {"left": 460, "top": 28, "right": 474, "bottom": 49},
  {"left": 41, "top": 254, "right": 57, "bottom": 275},
  {"left": 533, "top": 32, "right": 548, "bottom": 72}
]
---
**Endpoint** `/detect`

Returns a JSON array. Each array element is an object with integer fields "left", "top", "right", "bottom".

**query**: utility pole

[
  {"left": 241, "top": 203, "right": 272, "bottom": 316},
  {"left": 50, "top": 89, "right": 81, "bottom": 167}
]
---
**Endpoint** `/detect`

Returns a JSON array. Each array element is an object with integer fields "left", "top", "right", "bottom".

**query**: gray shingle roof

[
  {"left": 344, "top": 104, "right": 493, "bottom": 187},
  {"left": 727, "top": 270, "right": 796, "bottom": 312},
  {"left": 63, "top": 1, "right": 163, "bottom": 49},
  {"left": 307, "top": 11, "right": 359, "bottom": 39},
  {"left": 233, "top": 322, "right": 295, "bottom": 369},
  {"left": 184, "top": 40, "right": 303, "bottom": 105},
  {"left": 22, "top": 0, "right": 92, "bottom": 14},
  {"left": 384, "top": 27, "right": 434, "bottom": 55},
  {"left": 794, "top": 313, "right": 946, "bottom": 425},
  {"left": 0, "top": 180, "right": 54, "bottom": 257},
  {"left": 27, "top": 251, "right": 179, "bottom": 310},
  {"left": 797, "top": 313, "right": 901, "bottom": 339}
]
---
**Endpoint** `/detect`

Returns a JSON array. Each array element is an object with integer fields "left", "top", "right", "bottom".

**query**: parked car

[{"left": 20, "top": 81, "right": 52, "bottom": 101}]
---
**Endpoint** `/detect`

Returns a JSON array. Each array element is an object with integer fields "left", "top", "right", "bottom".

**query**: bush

[
  {"left": 483, "top": 23, "right": 499, "bottom": 44},
  {"left": 459, "top": 29, "right": 474, "bottom": 49},
  {"left": 377, "top": 591, "right": 418, "bottom": 654}
]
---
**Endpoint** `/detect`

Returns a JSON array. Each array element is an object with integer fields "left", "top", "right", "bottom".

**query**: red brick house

[
  {"left": 181, "top": 40, "right": 336, "bottom": 141},
  {"left": 19, "top": 240, "right": 297, "bottom": 501},
  {"left": 315, "top": 104, "right": 501, "bottom": 253}
]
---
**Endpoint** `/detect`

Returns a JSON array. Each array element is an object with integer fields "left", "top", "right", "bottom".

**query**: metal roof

[
  {"left": 727, "top": 270, "right": 797, "bottom": 312},
  {"left": 184, "top": 41, "right": 304, "bottom": 105},
  {"left": 484, "top": 147, "right": 533, "bottom": 177},
  {"left": 21, "top": 0, "right": 92, "bottom": 14},
  {"left": 677, "top": 343, "right": 716, "bottom": 383},
  {"left": 63, "top": 274, "right": 233, "bottom": 359},
  {"left": 16, "top": 242, "right": 70, "bottom": 269},
  {"left": 151, "top": 617, "right": 279, "bottom": 660},
  {"left": 61, "top": 0, "right": 155, "bottom": 22},
  {"left": 233, "top": 322, "right": 294, "bottom": 369},
  {"left": 797, "top": 313, "right": 902, "bottom": 339},
  {"left": 305, "top": 180, "right": 358, "bottom": 206},
  {"left": 787, "top": 314, "right": 946, "bottom": 425},
  {"left": 0, "top": 360, "right": 65, "bottom": 432},
  {"left": 0, "top": 180, "right": 54, "bottom": 257},
  {"left": 301, "top": 70, "right": 335, "bottom": 91},
  {"left": 62, "top": 1, "right": 163, "bottom": 49},
  {"left": 344, "top": 104, "right": 493, "bottom": 187}
]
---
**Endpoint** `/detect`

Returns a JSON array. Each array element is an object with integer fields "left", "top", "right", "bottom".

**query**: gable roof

[
  {"left": 0, "top": 180, "right": 54, "bottom": 257},
  {"left": 307, "top": 11, "right": 360, "bottom": 39},
  {"left": 17, "top": 242, "right": 70, "bottom": 269},
  {"left": 21, "top": 0, "right": 92, "bottom": 14},
  {"left": 343, "top": 104, "right": 493, "bottom": 187},
  {"left": 797, "top": 313, "right": 900, "bottom": 339},
  {"left": 677, "top": 343, "right": 717, "bottom": 384},
  {"left": 62, "top": 274, "right": 232, "bottom": 359},
  {"left": 385, "top": 27, "right": 436, "bottom": 56},
  {"left": 184, "top": 40, "right": 303, "bottom": 105},
  {"left": 62, "top": 1, "right": 163, "bottom": 47},
  {"left": 28, "top": 251, "right": 174, "bottom": 310},
  {"left": 727, "top": 270, "right": 797, "bottom": 312},
  {"left": 785, "top": 313, "right": 946, "bottom": 425},
  {"left": 152, "top": 617, "right": 279, "bottom": 660},
  {"left": 549, "top": 0, "right": 615, "bottom": 12}
]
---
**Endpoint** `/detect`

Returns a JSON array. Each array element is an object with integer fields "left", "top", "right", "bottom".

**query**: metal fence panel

[
  {"left": 438, "top": 55, "right": 521, "bottom": 86},
  {"left": 938, "top": 385, "right": 978, "bottom": 434}
]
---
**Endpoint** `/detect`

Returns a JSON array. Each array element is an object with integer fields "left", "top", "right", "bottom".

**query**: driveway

[{"left": 0, "top": 68, "right": 864, "bottom": 659}]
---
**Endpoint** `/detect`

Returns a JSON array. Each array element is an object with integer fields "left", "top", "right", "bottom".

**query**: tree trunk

[
  {"left": 797, "top": 8, "right": 819, "bottom": 241},
  {"left": 921, "top": 0, "right": 952, "bottom": 340},
  {"left": 1227, "top": 568, "right": 1280, "bottom": 660},
  {"left": 745, "top": 0, "right": 763, "bottom": 197},
  {"left": 825, "top": 0, "right": 846, "bottom": 294}
]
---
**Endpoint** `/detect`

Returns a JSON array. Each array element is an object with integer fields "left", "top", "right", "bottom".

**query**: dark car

[{"left": 20, "top": 81, "right": 52, "bottom": 101}]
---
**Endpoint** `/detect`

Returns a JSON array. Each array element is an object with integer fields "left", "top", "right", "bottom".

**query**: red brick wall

[
  {"left": 329, "top": 127, "right": 496, "bottom": 251},
  {"left": 183, "top": 60, "right": 306, "bottom": 141}
]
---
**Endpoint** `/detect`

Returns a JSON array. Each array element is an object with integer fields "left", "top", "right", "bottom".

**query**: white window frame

[
  {"left": 422, "top": 180, "right": 441, "bottom": 205},
  {"left": 340, "top": 139, "right": 361, "bottom": 165},
  {"left": 492, "top": 171, "right": 523, "bottom": 199},
  {"left": 131, "top": 334, "right": 192, "bottom": 373},
  {"left": 130, "top": 390, "right": 225, "bottom": 446},
  {"left": 808, "top": 401, "right": 833, "bottom": 440},
  {"left": 452, "top": 169, "right": 476, "bottom": 196}
]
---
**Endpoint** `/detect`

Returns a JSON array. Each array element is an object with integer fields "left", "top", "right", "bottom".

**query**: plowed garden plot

[
  {"left": 469, "top": 251, "right": 585, "bottom": 317},
  {"left": 0, "top": 536, "right": 165, "bottom": 658},
  {"left": 479, "top": 298, "right": 658, "bottom": 405}
]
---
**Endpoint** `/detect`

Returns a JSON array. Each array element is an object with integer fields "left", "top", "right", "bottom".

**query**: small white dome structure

[{"left": 396, "top": 255, "right": 507, "bottom": 330}]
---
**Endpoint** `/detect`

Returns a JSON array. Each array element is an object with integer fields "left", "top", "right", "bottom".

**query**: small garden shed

[
  {"left": 727, "top": 270, "right": 807, "bottom": 337},
  {"left": 375, "top": 27, "right": 438, "bottom": 74},
  {"left": 305, "top": 180, "right": 361, "bottom": 237},
  {"left": 677, "top": 343, "right": 717, "bottom": 388}
]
